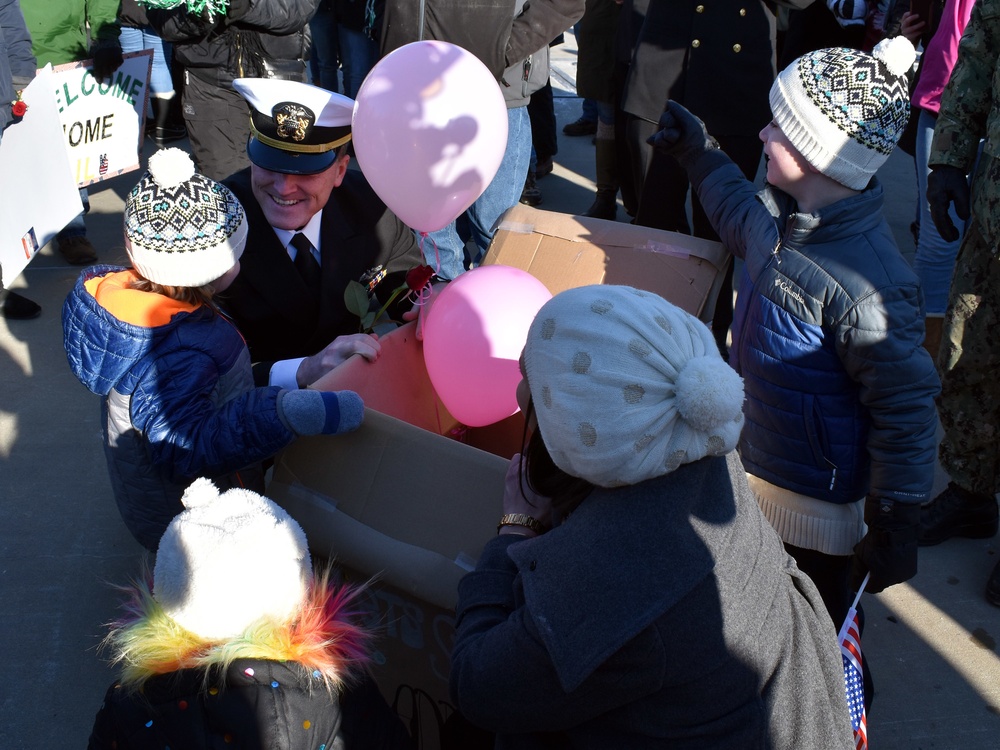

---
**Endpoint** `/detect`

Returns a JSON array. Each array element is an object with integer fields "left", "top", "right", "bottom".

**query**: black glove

[
  {"left": 646, "top": 100, "right": 719, "bottom": 166},
  {"left": 851, "top": 496, "right": 920, "bottom": 594},
  {"left": 926, "top": 165, "right": 970, "bottom": 243},
  {"left": 90, "top": 40, "right": 124, "bottom": 83}
]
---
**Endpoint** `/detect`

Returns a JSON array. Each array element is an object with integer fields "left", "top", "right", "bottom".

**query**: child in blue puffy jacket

[
  {"left": 649, "top": 36, "right": 941, "bottom": 639},
  {"left": 63, "top": 148, "right": 363, "bottom": 551}
]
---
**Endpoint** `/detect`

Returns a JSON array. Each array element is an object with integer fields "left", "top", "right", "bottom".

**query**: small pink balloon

[
  {"left": 423, "top": 266, "right": 552, "bottom": 427},
  {"left": 352, "top": 41, "right": 508, "bottom": 233}
]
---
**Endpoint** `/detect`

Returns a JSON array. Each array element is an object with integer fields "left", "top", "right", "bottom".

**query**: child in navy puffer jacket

[{"left": 63, "top": 148, "right": 363, "bottom": 551}]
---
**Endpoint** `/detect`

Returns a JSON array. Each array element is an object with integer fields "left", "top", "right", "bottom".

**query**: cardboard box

[
  {"left": 266, "top": 207, "right": 730, "bottom": 726},
  {"left": 484, "top": 203, "right": 730, "bottom": 323}
]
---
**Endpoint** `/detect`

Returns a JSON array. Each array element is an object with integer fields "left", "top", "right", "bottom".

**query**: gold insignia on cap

[{"left": 272, "top": 102, "right": 314, "bottom": 142}]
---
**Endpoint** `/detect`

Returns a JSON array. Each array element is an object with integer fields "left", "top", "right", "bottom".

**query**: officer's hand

[
  {"left": 647, "top": 100, "right": 719, "bottom": 165},
  {"left": 295, "top": 333, "right": 381, "bottom": 388},
  {"left": 926, "top": 165, "right": 970, "bottom": 243}
]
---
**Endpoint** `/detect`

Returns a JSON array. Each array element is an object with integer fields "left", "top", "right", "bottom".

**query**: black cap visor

[{"left": 246, "top": 136, "right": 339, "bottom": 175}]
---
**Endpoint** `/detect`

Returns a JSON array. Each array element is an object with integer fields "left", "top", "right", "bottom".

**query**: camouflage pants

[{"left": 937, "top": 220, "right": 1000, "bottom": 495}]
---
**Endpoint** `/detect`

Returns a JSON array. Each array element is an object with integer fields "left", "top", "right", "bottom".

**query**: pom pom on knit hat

[
  {"left": 769, "top": 36, "right": 916, "bottom": 190},
  {"left": 523, "top": 286, "right": 745, "bottom": 488},
  {"left": 152, "top": 478, "right": 312, "bottom": 642},
  {"left": 124, "top": 148, "right": 248, "bottom": 287}
]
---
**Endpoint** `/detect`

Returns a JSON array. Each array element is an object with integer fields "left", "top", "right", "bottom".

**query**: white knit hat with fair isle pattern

[
  {"left": 124, "top": 148, "right": 248, "bottom": 287},
  {"left": 769, "top": 36, "right": 916, "bottom": 190}
]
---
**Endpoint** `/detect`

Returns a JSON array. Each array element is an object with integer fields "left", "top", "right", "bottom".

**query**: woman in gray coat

[{"left": 450, "top": 285, "right": 853, "bottom": 749}]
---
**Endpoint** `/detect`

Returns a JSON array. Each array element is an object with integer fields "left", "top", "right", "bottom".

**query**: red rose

[
  {"left": 11, "top": 100, "right": 27, "bottom": 118},
  {"left": 405, "top": 264, "right": 435, "bottom": 293}
]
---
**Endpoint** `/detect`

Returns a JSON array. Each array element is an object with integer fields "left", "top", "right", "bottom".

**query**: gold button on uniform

[
  {"left": 740, "top": 8, "right": 746, "bottom": 16},
  {"left": 692, "top": 39, "right": 701, "bottom": 48},
  {"left": 696, "top": 4, "right": 705, "bottom": 11},
  {"left": 733, "top": 43, "right": 742, "bottom": 53}
]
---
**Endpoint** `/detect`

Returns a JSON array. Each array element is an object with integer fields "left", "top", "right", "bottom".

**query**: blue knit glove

[{"left": 280, "top": 390, "right": 364, "bottom": 436}]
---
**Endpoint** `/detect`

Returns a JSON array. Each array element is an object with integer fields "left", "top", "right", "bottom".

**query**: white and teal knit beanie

[
  {"left": 124, "top": 148, "right": 248, "bottom": 287},
  {"left": 769, "top": 36, "right": 916, "bottom": 190},
  {"left": 523, "top": 286, "right": 745, "bottom": 488}
]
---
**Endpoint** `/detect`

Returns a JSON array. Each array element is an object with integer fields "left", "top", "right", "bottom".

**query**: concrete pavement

[{"left": 1, "top": 33, "right": 999, "bottom": 749}]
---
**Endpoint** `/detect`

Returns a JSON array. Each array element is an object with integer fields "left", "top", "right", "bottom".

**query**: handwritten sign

[{"left": 50, "top": 50, "right": 152, "bottom": 187}]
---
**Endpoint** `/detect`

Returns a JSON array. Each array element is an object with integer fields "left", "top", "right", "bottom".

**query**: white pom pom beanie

[
  {"left": 124, "top": 148, "right": 248, "bottom": 287},
  {"left": 153, "top": 478, "right": 312, "bottom": 642},
  {"left": 522, "top": 285, "right": 745, "bottom": 488},
  {"left": 769, "top": 36, "right": 916, "bottom": 190}
]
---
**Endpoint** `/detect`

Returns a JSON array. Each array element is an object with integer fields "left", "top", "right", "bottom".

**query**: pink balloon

[
  {"left": 351, "top": 41, "right": 508, "bottom": 233},
  {"left": 423, "top": 266, "right": 552, "bottom": 427}
]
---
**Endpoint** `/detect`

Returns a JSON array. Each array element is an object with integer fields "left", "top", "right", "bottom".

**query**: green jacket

[
  {"left": 20, "top": 0, "right": 120, "bottom": 67},
  {"left": 929, "top": 0, "right": 1000, "bottom": 246}
]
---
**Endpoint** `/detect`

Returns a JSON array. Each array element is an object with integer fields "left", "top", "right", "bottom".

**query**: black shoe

[
  {"left": 562, "top": 117, "right": 597, "bottom": 137},
  {"left": 1, "top": 290, "right": 41, "bottom": 320},
  {"left": 520, "top": 172, "right": 542, "bottom": 206},
  {"left": 535, "top": 157, "right": 554, "bottom": 178},
  {"left": 987, "top": 559, "right": 1000, "bottom": 607},
  {"left": 919, "top": 482, "right": 998, "bottom": 546}
]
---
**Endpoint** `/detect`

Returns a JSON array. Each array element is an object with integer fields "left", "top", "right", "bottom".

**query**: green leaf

[{"left": 344, "top": 281, "right": 370, "bottom": 318}]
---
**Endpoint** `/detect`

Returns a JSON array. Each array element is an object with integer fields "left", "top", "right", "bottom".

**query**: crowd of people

[{"left": 2, "top": 0, "right": 999, "bottom": 746}]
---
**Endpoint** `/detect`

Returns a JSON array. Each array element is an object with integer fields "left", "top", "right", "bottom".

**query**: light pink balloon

[
  {"left": 351, "top": 41, "right": 508, "bottom": 233},
  {"left": 423, "top": 266, "right": 552, "bottom": 427}
]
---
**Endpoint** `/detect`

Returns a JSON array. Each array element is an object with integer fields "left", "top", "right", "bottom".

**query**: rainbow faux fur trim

[{"left": 104, "top": 566, "right": 373, "bottom": 694}]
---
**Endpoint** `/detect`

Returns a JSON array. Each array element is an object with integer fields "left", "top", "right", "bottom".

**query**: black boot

[
  {"left": 987, "top": 558, "right": 1000, "bottom": 607},
  {"left": 581, "top": 137, "right": 619, "bottom": 220},
  {"left": 519, "top": 171, "right": 542, "bottom": 206},
  {"left": 582, "top": 189, "right": 618, "bottom": 220},
  {"left": 147, "top": 96, "right": 187, "bottom": 146},
  {"left": 919, "top": 482, "right": 998, "bottom": 546},
  {"left": 1, "top": 290, "right": 41, "bottom": 319}
]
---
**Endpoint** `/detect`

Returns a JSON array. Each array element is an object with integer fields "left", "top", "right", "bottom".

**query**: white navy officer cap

[{"left": 234, "top": 78, "right": 354, "bottom": 175}]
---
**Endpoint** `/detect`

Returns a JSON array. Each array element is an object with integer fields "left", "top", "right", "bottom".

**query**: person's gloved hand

[
  {"left": 279, "top": 389, "right": 364, "bottom": 436},
  {"left": 850, "top": 496, "right": 920, "bottom": 594},
  {"left": 646, "top": 100, "right": 719, "bottom": 166},
  {"left": 926, "top": 165, "right": 970, "bottom": 243},
  {"left": 90, "top": 39, "right": 124, "bottom": 83},
  {"left": 827, "top": 0, "right": 869, "bottom": 28}
]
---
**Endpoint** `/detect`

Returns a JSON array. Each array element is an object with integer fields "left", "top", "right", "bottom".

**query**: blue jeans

[
  {"left": 422, "top": 106, "right": 531, "bottom": 279},
  {"left": 913, "top": 108, "right": 971, "bottom": 315},
  {"left": 338, "top": 25, "right": 378, "bottom": 99},
  {"left": 309, "top": 3, "right": 340, "bottom": 92},
  {"left": 119, "top": 26, "right": 173, "bottom": 97}
]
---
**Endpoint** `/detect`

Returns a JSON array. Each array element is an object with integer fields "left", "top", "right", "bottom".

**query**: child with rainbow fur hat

[
  {"left": 62, "top": 148, "right": 364, "bottom": 552},
  {"left": 87, "top": 478, "right": 414, "bottom": 748}
]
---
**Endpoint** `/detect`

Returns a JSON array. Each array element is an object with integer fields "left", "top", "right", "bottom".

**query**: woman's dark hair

[{"left": 520, "top": 397, "right": 594, "bottom": 517}]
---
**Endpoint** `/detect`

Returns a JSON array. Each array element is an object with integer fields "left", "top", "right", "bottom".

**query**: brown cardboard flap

[
  {"left": 485, "top": 203, "right": 731, "bottom": 322},
  {"left": 269, "top": 409, "right": 509, "bottom": 610}
]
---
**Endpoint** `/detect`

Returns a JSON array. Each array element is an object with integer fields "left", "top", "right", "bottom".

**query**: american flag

[{"left": 839, "top": 574, "right": 869, "bottom": 750}]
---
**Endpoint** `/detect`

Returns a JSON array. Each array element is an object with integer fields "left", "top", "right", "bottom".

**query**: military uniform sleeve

[{"left": 928, "top": 0, "right": 999, "bottom": 171}]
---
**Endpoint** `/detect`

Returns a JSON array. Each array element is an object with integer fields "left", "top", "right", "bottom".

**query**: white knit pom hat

[
  {"left": 153, "top": 478, "right": 312, "bottom": 642},
  {"left": 124, "top": 148, "right": 248, "bottom": 287},
  {"left": 769, "top": 36, "right": 916, "bottom": 190},
  {"left": 523, "top": 286, "right": 745, "bottom": 488}
]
